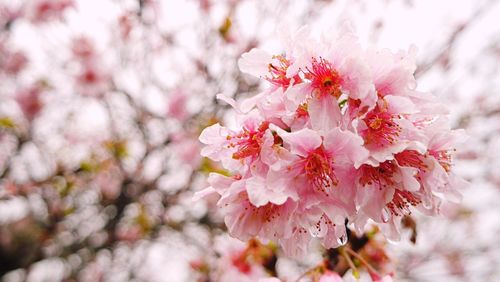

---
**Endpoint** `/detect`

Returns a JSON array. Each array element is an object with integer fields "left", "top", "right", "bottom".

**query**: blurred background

[{"left": 0, "top": 0, "right": 499, "bottom": 281}]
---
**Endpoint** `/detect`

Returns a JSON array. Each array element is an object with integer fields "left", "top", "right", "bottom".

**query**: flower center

[
  {"left": 303, "top": 147, "right": 338, "bottom": 192},
  {"left": 305, "top": 57, "right": 342, "bottom": 98},
  {"left": 266, "top": 55, "right": 301, "bottom": 88},
  {"left": 361, "top": 108, "right": 401, "bottom": 148},
  {"left": 228, "top": 121, "right": 269, "bottom": 160},
  {"left": 295, "top": 103, "right": 309, "bottom": 119}
]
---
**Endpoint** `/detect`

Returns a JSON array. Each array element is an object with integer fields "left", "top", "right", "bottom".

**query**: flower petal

[
  {"left": 238, "top": 48, "right": 273, "bottom": 77},
  {"left": 271, "top": 125, "right": 322, "bottom": 157}
]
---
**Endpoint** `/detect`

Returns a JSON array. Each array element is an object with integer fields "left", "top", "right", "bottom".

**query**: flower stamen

[
  {"left": 302, "top": 146, "right": 338, "bottom": 192},
  {"left": 228, "top": 121, "right": 269, "bottom": 160},
  {"left": 305, "top": 57, "right": 343, "bottom": 98}
]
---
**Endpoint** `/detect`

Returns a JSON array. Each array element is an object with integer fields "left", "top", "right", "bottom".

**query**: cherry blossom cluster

[{"left": 197, "top": 25, "right": 466, "bottom": 256}]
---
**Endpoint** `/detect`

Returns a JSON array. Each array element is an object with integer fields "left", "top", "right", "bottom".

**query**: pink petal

[
  {"left": 385, "top": 95, "right": 418, "bottom": 114},
  {"left": 400, "top": 167, "right": 420, "bottom": 192},
  {"left": 238, "top": 48, "right": 273, "bottom": 77},
  {"left": 271, "top": 126, "right": 322, "bottom": 157},
  {"left": 192, "top": 187, "right": 216, "bottom": 201},
  {"left": 323, "top": 128, "right": 368, "bottom": 168},
  {"left": 246, "top": 176, "right": 290, "bottom": 207},
  {"left": 308, "top": 95, "right": 342, "bottom": 132},
  {"left": 279, "top": 227, "right": 311, "bottom": 258},
  {"left": 339, "top": 57, "right": 377, "bottom": 109},
  {"left": 199, "top": 123, "right": 226, "bottom": 145},
  {"left": 319, "top": 271, "right": 343, "bottom": 282}
]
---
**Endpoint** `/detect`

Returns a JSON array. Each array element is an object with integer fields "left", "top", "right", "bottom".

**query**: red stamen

[
  {"left": 296, "top": 103, "right": 309, "bottom": 118},
  {"left": 359, "top": 162, "right": 397, "bottom": 190},
  {"left": 301, "top": 146, "right": 338, "bottom": 192},
  {"left": 386, "top": 190, "right": 421, "bottom": 216},
  {"left": 429, "top": 149, "right": 453, "bottom": 172},
  {"left": 395, "top": 150, "right": 428, "bottom": 171},
  {"left": 361, "top": 107, "right": 401, "bottom": 148},
  {"left": 312, "top": 214, "right": 335, "bottom": 236},
  {"left": 305, "top": 57, "right": 342, "bottom": 98},
  {"left": 228, "top": 122, "right": 269, "bottom": 160},
  {"left": 242, "top": 197, "right": 283, "bottom": 223},
  {"left": 266, "top": 55, "right": 301, "bottom": 88}
]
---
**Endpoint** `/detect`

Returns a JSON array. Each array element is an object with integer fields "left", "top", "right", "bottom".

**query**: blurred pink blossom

[
  {"left": 15, "top": 84, "right": 44, "bottom": 121},
  {"left": 27, "top": 0, "right": 74, "bottom": 23}
]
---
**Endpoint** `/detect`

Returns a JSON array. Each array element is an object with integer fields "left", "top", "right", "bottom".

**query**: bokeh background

[{"left": 0, "top": 0, "right": 499, "bottom": 281}]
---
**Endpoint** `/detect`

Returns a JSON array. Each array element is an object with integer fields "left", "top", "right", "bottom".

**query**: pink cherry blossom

[
  {"left": 0, "top": 40, "right": 28, "bottom": 76},
  {"left": 170, "top": 132, "right": 202, "bottom": 168},
  {"left": 166, "top": 91, "right": 189, "bottom": 121},
  {"left": 15, "top": 84, "right": 44, "bottom": 121},
  {"left": 75, "top": 64, "right": 110, "bottom": 97},
  {"left": 198, "top": 24, "right": 465, "bottom": 255},
  {"left": 27, "top": 0, "right": 74, "bottom": 23},
  {"left": 72, "top": 37, "right": 96, "bottom": 61}
]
